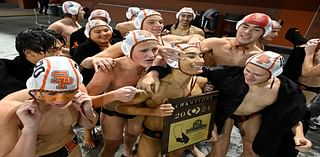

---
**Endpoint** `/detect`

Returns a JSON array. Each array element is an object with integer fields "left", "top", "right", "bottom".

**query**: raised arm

[
  {"left": 115, "top": 21, "right": 134, "bottom": 37},
  {"left": 80, "top": 42, "right": 123, "bottom": 70},
  {"left": 114, "top": 91, "right": 174, "bottom": 117},
  {"left": 301, "top": 42, "right": 320, "bottom": 77},
  {"left": 200, "top": 37, "right": 222, "bottom": 53},
  {"left": 72, "top": 91, "right": 98, "bottom": 129},
  {"left": 91, "top": 86, "right": 143, "bottom": 108},
  {"left": 116, "top": 103, "right": 174, "bottom": 117},
  {"left": 162, "top": 34, "right": 204, "bottom": 44},
  {"left": 86, "top": 70, "right": 114, "bottom": 96},
  {"left": 0, "top": 101, "right": 40, "bottom": 157}
]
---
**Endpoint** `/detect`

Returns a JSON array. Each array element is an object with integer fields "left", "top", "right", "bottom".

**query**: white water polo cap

[
  {"left": 62, "top": 1, "right": 82, "bottom": 15},
  {"left": 26, "top": 56, "right": 83, "bottom": 92},
  {"left": 246, "top": 51, "right": 284, "bottom": 77},
  {"left": 121, "top": 30, "right": 158, "bottom": 58},
  {"left": 271, "top": 20, "right": 281, "bottom": 29},
  {"left": 134, "top": 9, "right": 162, "bottom": 30},
  {"left": 236, "top": 13, "right": 272, "bottom": 37},
  {"left": 126, "top": 7, "right": 141, "bottom": 20},
  {"left": 168, "top": 43, "right": 201, "bottom": 69},
  {"left": 84, "top": 19, "right": 113, "bottom": 38},
  {"left": 176, "top": 7, "right": 196, "bottom": 19},
  {"left": 88, "top": 9, "right": 111, "bottom": 24},
  {"left": 175, "top": 42, "right": 200, "bottom": 51}
]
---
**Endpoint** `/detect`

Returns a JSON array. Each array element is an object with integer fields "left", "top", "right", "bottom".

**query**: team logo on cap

[
  {"left": 27, "top": 56, "right": 83, "bottom": 92},
  {"left": 51, "top": 71, "right": 74, "bottom": 90},
  {"left": 246, "top": 51, "right": 284, "bottom": 77},
  {"left": 244, "top": 14, "right": 269, "bottom": 27},
  {"left": 236, "top": 13, "right": 272, "bottom": 37},
  {"left": 256, "top": 54, "right": 271, "bottom": 65}
]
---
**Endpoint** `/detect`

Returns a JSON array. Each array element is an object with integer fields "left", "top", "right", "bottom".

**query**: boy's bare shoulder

[
  {"left": 1, "top": 89, "right": 30, "bottom": 102},
  {"left": 0, "top": 99, "right": 21, "bottom": 121}
]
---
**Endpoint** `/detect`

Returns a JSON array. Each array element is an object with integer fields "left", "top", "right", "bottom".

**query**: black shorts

[
  {"left": 230, "top": 112, "right": 259, "bottom": 127},
  {"left": 40, "top": 136, "right": 78, "bottom": 157},
  {"left": 142, "top": 124, "right": 162, "bottom": 139},
  {"left": 299, "top": 83, "right": 320, "bottom": 94},
  {"left": 101, "top": 107, "right": 136, "bottom": 119}
]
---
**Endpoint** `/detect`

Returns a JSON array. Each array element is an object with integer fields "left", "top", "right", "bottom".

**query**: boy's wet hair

[
  {"left": 45, "top": 29, "right": 67, "bottom": 46},
  {"left": 15, "top": 27, "right": 56, "bottom": 58}
]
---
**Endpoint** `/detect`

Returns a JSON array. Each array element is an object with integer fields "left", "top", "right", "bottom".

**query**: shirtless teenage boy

[
  {"left": 143, "top": 51, "right": 312, "bottom": 157},
  {"left": 115, "top": 7, "right": 141, "bottom": 37},
  {"left": 299, "top": 39, "right": 320, "bottom": 129},
  {"left": 86, "top": 30, "right": 160, "bottom": 157},
  {"left": 256, "top": 20, "right": 282, "bottom": 50},
  {"left": 81, "top": 9, "right": 204, "bottom": 71},
  {"left": 115, "top": 43, "right": 208, "bottom": 157},
  {"left": 298, "top": 39, "right": 320, "bottom": 104},
  {"left": 0, "top": 56, "right": 98, "bottom": 157},
  {"left": 165, "top": 7, "right": 205, "bottom": 37},
  {"left": 48, "top": 1, "right": 85, "bottom": 56},
  {"left": 201, "top": 12, "right": 272, "bottom": 66}
]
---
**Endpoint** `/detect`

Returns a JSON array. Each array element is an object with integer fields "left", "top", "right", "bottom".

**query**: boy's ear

[
  {"left": 24, "top": 49, "right": 42, "bottom": 64},
  {"left": 24, "top": 49, "right": 34, "bottom": 57}
]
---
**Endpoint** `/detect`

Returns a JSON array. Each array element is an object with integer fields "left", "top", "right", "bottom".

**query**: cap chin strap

[
  {"left": 28, "top": 90, "right": 37, "bottom": 101},
  {"left": 255, "top": 75, "right": 275, "bottom": 89}
]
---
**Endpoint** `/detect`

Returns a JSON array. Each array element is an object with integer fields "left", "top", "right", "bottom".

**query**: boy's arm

[
  {"left": 80, "top": 42, "right": 123, "bottom": 69},
  {"left": 301, "top": 44, "right": 320, "bottom": 77},
  {"left": 0, "top": 101, "right": 38, "bottom": 157},
  {"left": 137, "top": 65, "right": 172, "bottom": 93},
  {"left": 116, "top": 104, "right": 174, "bottom": 117},
  {"left": 115, "top": 93, "right": 174, "bottom": 117},
  {"left": 292, "top": 121, "right": 312, "bottom": 153}
]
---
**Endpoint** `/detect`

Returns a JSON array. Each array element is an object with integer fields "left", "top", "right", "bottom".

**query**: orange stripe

[
  {"left": 143, "top": 10, "right": 147, "bottom": 17},
  {"left": 64, "top": 138, "right": 77, "bottom": 153},
  {"left": 40, "top": 59, "right": 50, "bottom": 90},
  {"left": 140, "top": 10, "right": 148, "bottom": 29},
  {"left": 267, "top": 56, "right": 281, "bottom": 70},
  {"left": 68, "top": 59, "right": 80, "bottom": 90},
  {"left": 132, "top": 31, "right": 138, "bottom": 43},
  {"left": 130, "top": 32, "right": 139, "bottom": 57},
  {"left": 175, "top": 44, "right": 182, "bottom": 50}
]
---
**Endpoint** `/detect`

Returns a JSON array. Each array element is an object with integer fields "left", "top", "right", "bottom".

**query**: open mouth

[
  {"left": 191, "top": 64, "right": 203, "bottom": 70},
  {"left": 240, "top": 34, "right": 251, "bottom": 40},
  {"left": 53, "top": 103, "right": 67, "bottom": 107},
  {"left": 145, "top": 59, "right": 155, "bottom": 64},
  {"left": 245, "top": 78, "right": 255, "bottom": 84}
]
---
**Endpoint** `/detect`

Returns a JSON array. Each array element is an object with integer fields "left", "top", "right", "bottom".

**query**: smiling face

[
  {"left": 179, "top": 47, "right": 205, "bottom": 75},
  {"left": 243, "top": 63, "right": 271, "bottom": 85},
  {"left": 178, "top": 12, "right": 193, "bottom": 27},
  {"left": 263, "top": 28, "right": 281, "bottom": 41},
  {"left": 142, "top": 15, "right": 164, "bottom": 37},
  {"left": 39, "top": 90, "right": 77, "bottom": 107},
  {"left": 131, "top": 40, "right": 158, "bottom": 67},
  {"left": 236, "top": 23, "right": 264, "bottom": 45},
  {"left": 89, "top": 25, "right": 112, "bottom": 45}
]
